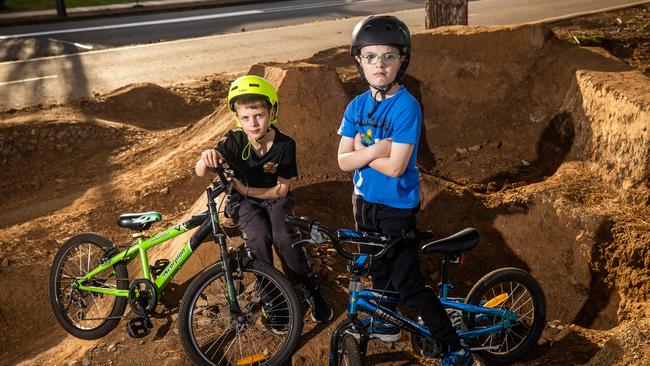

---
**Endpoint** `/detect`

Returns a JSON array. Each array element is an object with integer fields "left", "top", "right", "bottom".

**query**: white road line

[
  {"left": 0, "top": 10, "right": 261, "bottom": 39},
  {"left": 0, "top": 5, "right": 403, "bottom": 66},
  {"left": 0, "top": 0, "right": 385, "bottom": 40},
  {"left": 0, "top": 75, "right": 58, "bottom": 85},
  {"left": 48, "top": 38, "right": 94, "bottom": 50}
]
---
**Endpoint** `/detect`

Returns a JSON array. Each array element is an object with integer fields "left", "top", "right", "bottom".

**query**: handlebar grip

[{"left": 285, "top": 215, "right": 313, "bottom": 231}]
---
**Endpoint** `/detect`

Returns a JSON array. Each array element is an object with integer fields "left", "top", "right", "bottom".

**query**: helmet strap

[
  {"left": 367, "top": 80, "right": 398, "bottom": 118},
  {"left": 240, "top": 125, "right": 274, "bottom": 160}
]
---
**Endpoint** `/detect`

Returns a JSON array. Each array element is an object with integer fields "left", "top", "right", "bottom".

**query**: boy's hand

[
  {"left": 373, "top": 138, "right": 392, "bottom": 159},
  {"left": 201, "top": 149, "right": 222, "bottom": 168},
  {"left": 354, "top": 133, "right": 365, "bottom": 151},
  {"left": 231, "top": 177, "right": 246, "bottom": 194}
]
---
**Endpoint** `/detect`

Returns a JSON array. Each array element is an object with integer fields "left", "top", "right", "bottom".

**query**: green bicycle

[{"left": 49, "top": 165, "right": 303, "bottom": 366}]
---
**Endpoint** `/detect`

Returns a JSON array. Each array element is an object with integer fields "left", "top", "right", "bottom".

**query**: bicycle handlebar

[
  {"left": 215, "top": 166, "right": 234, "bottom": 187},
  {"left": 285, "top": 216, "right": 395, "bottom": 261}
]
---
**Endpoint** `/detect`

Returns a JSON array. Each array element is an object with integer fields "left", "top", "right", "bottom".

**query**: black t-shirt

[{"left": 216, "top": 127, "right": 298, "bottom": 188}]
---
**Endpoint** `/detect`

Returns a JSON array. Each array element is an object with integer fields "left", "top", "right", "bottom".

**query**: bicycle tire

[
  {"left": 49, "top": 233, "right": 129, "bottom": 339},
  {"left": 464, "top": 267, "right": 546, "bottom": 365},
  {"left": 178, "top": 259, "right": 302, "bottom": 366},
  {"left": 338, "top": 334, "right": 363, "bottom": 366}
]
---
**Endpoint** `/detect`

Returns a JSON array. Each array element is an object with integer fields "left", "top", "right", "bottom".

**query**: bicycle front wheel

[
  {"left": 49, "top": 233, "right": 129, "bottom": 339},
  {"left": 178, "top": 260, "right": 302, "bottom": 366},
  {"left": 338, "top": 334, "right": 363, "bottom": 366},
  {"left": 464, "top": 267, "right": 547, "bottom": 365}
]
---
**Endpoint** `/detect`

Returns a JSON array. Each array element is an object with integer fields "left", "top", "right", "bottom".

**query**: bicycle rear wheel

[
  {"left": 464, "top": 267, "right": 546, "bottom": 365},
  {"left": 178, "top": 260, "right": 302, "bottom": 366},
  {"left": 49, "top": 233, "right": 128, "bottom": 339}
]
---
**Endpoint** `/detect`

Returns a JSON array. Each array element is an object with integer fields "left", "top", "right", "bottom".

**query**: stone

[
  {"left": 455, "top": 147, "right": 468, "bottom": 154},
  {"left": 468, "top": 144, "right": 481, "bottom": 152}
]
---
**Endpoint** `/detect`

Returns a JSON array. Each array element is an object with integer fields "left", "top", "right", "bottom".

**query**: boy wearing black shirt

[{"left": 195, "top": 75, "right": 333, "bottom": 325}]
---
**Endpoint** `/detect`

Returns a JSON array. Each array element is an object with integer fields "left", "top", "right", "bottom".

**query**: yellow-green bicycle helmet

[{"left": 227, "top": 75, "right": 279, "bottom": 127}]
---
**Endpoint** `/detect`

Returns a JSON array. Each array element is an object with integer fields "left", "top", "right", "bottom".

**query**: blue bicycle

[{"left": 285, "top": 216, "right": 547, "bottom": 366}]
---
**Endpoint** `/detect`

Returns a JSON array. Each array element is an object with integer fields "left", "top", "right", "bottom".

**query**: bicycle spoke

[
  {"left": 264, "top": 299, "right": 288, "bottom": 314},
  {"left": 219, "top": 325, "right": 242, "bottom": 364},
  {"left": 513, "top": 294, "right": 533, "bottom": 313},
  {"left": 87, "top": 245, "right": 91, "bottom": 274},
  {"left": 237, "top": 323, "right": 247, "bottom": 363},
  {"left": 472, "top": 281, "right": 537, "bottom": 355},
  {"left": 201, "top": 321, "right": 236, "bottom": 361},
  {"left": 517, "top": 304, "right": 535, "bottom": 322},
  {"left": 508, "top": 284, "right": 528, "bottom": 310}
]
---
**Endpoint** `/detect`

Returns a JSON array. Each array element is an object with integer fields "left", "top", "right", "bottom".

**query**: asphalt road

[
  {"left": 0, "top": 0, "right": 422, "bottom": 54},
  {"left": 0, "top": 0, "right": 647, "bottom": 111}
]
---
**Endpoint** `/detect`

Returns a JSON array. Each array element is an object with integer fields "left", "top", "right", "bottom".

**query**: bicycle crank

[{"left": 128, "top": 278, "right": 157, "bottom": 316}]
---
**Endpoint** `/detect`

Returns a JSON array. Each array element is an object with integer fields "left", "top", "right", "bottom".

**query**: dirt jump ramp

[{"left": 155, "top": 24, "right": 649, "bottom": 332}]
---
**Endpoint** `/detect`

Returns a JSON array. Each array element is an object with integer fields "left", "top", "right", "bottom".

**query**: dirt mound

[
  {"left": 1, "top": 20, "right": 649, "bottom": 366},
  {"left": 86, "top": 83, "right": 217, "bottom": 130},
  {"left": 585, "top": 318, "right": 650, "bottom": 366},
  {"left": 409, "top": 24, "right": 648, "bottom": 204}
]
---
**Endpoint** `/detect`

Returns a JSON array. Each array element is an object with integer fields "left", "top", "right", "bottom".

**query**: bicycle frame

[
  {"left": 74, "top": 185, "right": 230, "bottom": 300},
  {"left": 284, "top": 216, "right": 529, "bottom": 366},
  {"left": 329, "top": 254, "right": 519, "bottom": 366},
  {"left": 346, "top": 286, "right": 516, "bottom": 336}
]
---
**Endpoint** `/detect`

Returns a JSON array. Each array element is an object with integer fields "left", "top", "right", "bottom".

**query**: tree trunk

[
  {"left": 425, "top": 0, "right": 468, "bottom": 29},
  {"left": 55, "top": 0, "right": 67, "bottom": 17}
]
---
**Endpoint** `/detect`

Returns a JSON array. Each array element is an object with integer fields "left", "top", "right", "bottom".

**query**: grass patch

[{"left": 1, "top": 0, "right": 157, "bottom": 12}]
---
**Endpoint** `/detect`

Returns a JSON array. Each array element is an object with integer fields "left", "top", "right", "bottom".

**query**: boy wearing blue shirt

[{"left": 337, "top": 15, "right": 473, "bottom": 366}]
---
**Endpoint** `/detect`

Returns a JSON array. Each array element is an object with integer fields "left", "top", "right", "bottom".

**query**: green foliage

[
  {"left": 624, "top": 18, "right": 645, "bottom": 33},
  {"left": 2, "top": 0, "right": 155, "bottom": 12}
]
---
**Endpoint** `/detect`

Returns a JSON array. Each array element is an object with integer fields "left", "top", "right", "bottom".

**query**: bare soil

[{"left": 0, "top": 5, "right": 649, "bottom": 366}]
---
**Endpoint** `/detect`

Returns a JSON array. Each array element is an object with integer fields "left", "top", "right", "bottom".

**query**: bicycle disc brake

[{"left": 128, "top": 278, "right": 157, "bottom": 316}]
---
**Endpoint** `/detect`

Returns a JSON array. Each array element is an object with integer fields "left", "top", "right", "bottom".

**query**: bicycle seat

[
  {"left": 421, "top": 228, "right": 479, "bottom": 254},
  {"left": 117, "top": 212, "right": 162, "bottom": 231}
]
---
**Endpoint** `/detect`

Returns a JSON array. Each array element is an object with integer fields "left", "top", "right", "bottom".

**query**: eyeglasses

[{"left": 359, "top": 52, "right": 402, "bottom": 65}]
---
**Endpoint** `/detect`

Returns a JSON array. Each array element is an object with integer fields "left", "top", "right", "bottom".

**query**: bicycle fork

[
  {"left": 207, "top": 188, "right": 243, "bottom": 316},
  {"left": 330, "top": 276, "right": 369, "bottom": 366}
]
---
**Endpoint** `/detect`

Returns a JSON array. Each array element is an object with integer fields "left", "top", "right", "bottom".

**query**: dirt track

[{"left": 1, "top": 5, "right": 649, "bottom": 366}]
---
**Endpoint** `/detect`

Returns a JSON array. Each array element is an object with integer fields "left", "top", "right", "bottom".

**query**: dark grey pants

[
  {"left": 230, "top": 194, "right": 318, "bottom": 293},
  {"left": 352, "top": 194, "right": 462, "bottom": 351}
]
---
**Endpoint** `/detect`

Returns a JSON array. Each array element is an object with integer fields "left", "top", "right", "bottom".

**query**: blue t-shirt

[{"left": 338, "top": 87, "right": 422, "bottom": 209}]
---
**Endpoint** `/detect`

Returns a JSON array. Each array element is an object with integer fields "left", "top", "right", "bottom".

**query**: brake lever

[
  {"left": 310, "top": 224, "right": 325, "bottom": 244},
  {"left": 291, "top": 239, "right": 314, "bottom": 249}
]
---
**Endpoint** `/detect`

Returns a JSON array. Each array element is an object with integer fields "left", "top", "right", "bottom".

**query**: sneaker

[
  {"left": 262, "top": 302, "right": 289, "bottom": 335},
  {"left": 441, "top": 346, "right": 474, "bottom": 366},
  {"left": 306, "top": 289, "right": 333, "bottom": 323},
  {"left": 348, "top": 317, "right": 401, "bottom": 342}
]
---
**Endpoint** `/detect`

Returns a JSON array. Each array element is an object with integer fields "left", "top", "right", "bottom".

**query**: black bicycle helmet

[{"left": 350, "top": 15, "right": 411, "bottom": 83}]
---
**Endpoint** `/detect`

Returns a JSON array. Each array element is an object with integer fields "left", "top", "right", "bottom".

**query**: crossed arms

[{"left": 337, "top": 134, "right": 414, "bottom": 177}]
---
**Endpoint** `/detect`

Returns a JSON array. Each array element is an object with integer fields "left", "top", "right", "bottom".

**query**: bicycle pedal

[
  {"left": 150, "top": 259, "right": 170, "bottom": 277},
  {"left": 125, "top": 317, "right": 152, "bottom": 338}
]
